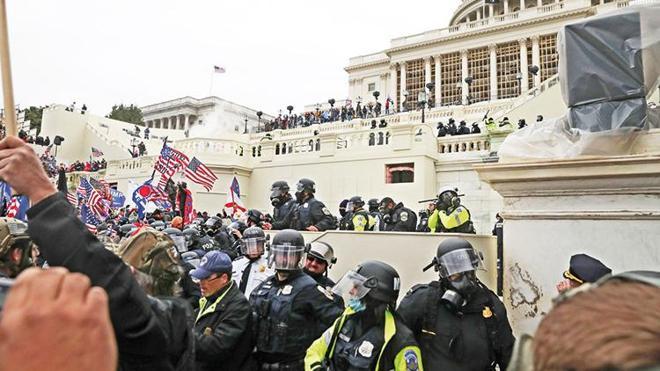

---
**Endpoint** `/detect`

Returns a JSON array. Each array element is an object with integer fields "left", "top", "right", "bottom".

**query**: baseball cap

[{"left": 189, "top": 250, "right": 232, "bottom": 280}]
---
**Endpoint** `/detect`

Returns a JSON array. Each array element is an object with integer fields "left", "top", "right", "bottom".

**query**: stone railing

[
  {"left": 106, "top": 156, "right": 155, "bottom": 174},
  {"left": 437, "top": 133, "right": 491, "bottom": 154},
  {"left": 66, "top": 170, "right": 107, "bottom": 189},
  {"left": 348, "top": 52, "right": 390, "bottom": 67},
  {"left": 174, "top": 138, "right": 251, "bottom": 158}
]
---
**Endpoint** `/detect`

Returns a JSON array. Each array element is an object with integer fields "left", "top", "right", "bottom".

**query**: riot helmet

[
  {"left": 150, "top": 220, "right": 166, "bottom": 231},
  {"left": 246, "top": 209, "right": 264, "bottom": 227},
  {"left": 163, "top": 227, "right": 182, "bottom": 237},
  {"left": 268, "top": 229, "right": 306, "bottom": 271},
  {"left": 306, "top": 241, "right": 337, "bottom": 268},
  {"left": 0, "top": 218, "right": 35, "bottom": 277},
  {"left": 241, "top": 226, "right": 266, "bottom": 257},
  {"left": 119, "top": 223, "right": 137, "bottom": 238},
  {"left": 434, "top": 238, "right": 484, "bottom": 310},
  {"left": 436, "top": 187, "right": 460, "bottom": 211},
  {"left": 348, "top": 196, "right": 365, "bottom": 212},
  {"left": 227, "top": 221, "right": 247, "bottom": 238},
  {"left": 295, "top": 178, "right": 316, "bottom": 203},
  {"left": 182, "top": 227, "right": 201, "bottom": 248},
  {"left": 333, "top": 260, "right": 401, "bottom": 310},
  {"left": 270, "top": 181, "right": 291, "bottom": 207},
  {"left": 367, "top": 198, "right": 380, "bottom": 213},
  {"left": 378, "top": 197, "right": 395, "bottom": 214}
]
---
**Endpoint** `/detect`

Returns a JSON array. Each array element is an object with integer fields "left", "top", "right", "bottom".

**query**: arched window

[
  {"left": 281, "top": 143, "right": 287, "bottom": 154},
  {"left": 385, "top": 163, "right": 415, "bottom": 184},
  {"left": 309, "top": 139, "right": 314, "bottom": 152},
  {"left": 258, "top": 145, "right": 262, "bottom": 157},
  {"left": 369, "top": 133, "right": 375, "bottom": 146},
  {"left": 252, "top": 146, "right": 256, "bottom": 157},
  {"left": 385, "top": 132, "right": 390, "bottom": 145},
  {"left": 288, "top": 143, "right": 293, "bottom": 154},
  {"left": 378, "top": 132, "right": 384, "bottom": 145},
  {"left": 315, "top": 139, "right": 321, "bottom": 151},
  {"left": 275, "top": 143, "right": 280, "bottom": 155}
]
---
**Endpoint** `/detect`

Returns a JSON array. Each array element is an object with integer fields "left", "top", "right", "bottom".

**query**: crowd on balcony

[
  {"left": 263, "top": 98, "right": 394, "bottom": 132},
  {"left": 437, "top": 115, "right": 542, "bottom": 137}
]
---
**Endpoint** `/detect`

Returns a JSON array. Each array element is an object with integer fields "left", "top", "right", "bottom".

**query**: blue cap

[
  {"left": 190, "top": 251, "right": 233, "bottom": 280},
  {"left": 564, "top": 254, "right": 612, "bottom": 284}
]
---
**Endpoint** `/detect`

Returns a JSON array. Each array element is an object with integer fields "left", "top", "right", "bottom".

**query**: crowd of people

[
  {"left": 437, "top": 115, "right": 545, "bottom": 137},
  {"left": 0, "top": 136, "right": 657, "bottom": 371},
  {"left": 263, "top": 99, "right": 395, "bottom": 132}
]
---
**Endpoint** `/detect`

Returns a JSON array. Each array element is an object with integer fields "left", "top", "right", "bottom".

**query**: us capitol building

[{"left": 39, "top": 0, "right": 660, "bottom": 335}]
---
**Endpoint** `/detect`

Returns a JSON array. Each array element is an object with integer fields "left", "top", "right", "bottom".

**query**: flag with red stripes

[
  {"left": 184, "top": 157, "right": 217, "bottom": 191},
  {"left": 67, "top": 191, "right": 78, "bottom": 206}
]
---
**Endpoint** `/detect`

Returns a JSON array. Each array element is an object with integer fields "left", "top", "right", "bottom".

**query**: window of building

[
  {"left": 468, "top": 47, "right": 490, "bottom": 103},
  {"left": 441, "top": 52, "right": 462, "bottom": 106},
  {"left": 527, "top": 40, "right": 534, "bottom": 89},
  {"left": 368, "top": 83, "right": 376, "bottom": 92},
  {"left": 405, "top": 59, "right": 425, "bottom": 109},
  {"left": 385, "top": 163, "right": 415, "bottom": 184},
  {"left": 497, "top": 42, "right": 521, "bottom": 99},
  {"left": 540, "top": 34, "right": 558, "bottom": 82}
]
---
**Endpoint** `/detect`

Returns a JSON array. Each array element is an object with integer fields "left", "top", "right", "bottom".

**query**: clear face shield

[
  {"left": 268, "top": 243, "right": 305, "bottom": 270},
  {"left": 332, "top": 270, "right": 375, "bottom": 306},
  {"left": 241, "top": 237, "right": 265, "bottom": 256},
  {"left": 345, "top": 202, "right": 354, "bottom": 212},
  {"left": 437, "top": 248, "right": 484, "bottom": 278}
]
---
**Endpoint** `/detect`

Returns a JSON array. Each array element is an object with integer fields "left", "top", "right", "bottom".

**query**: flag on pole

[
  {"left": 109, "top": 189, "right": 126, "bottom": 208},
  {"left": 80, "top": 204, "right": 101, "bottom": 233},
  {"left": 224, "top": 177, "right": 246, "bottom": 217},
  {"left": 67, "top": 191, "right": 78, "bottom": 207},
  {"left": 91, "top": 147, "right": 104, "bottom": 157},
  {"left": 213, "top": 65, "right": 226, "bottom": 74},
  {"left": 184, "top": 157, "right": 218, "bottom": 191}
]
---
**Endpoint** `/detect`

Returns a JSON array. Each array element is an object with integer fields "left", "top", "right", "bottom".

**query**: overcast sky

[{"left": 5, "top": 0, "right": 462, "bottom": 116}]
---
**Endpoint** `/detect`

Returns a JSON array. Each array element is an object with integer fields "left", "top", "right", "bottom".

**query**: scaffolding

[
  {"left": 405, "top": 58, "right": 425, "bottom": 109},
  {"left": 441, "top": 52, "right": 462, "bottom": 106},
  {"left": 497, "top": 42, "right": 521, "bottom": 99},
  {"left": 469, "top": 47, "right": 490, "bottom": 103},
  {"left": 540, "top": 33, "right": 558, "bottom": 82}
]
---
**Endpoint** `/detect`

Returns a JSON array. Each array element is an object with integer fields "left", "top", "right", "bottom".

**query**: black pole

[
  {"left": 496, "top": 219, "right": 504, "bottom": 296},
  {"left": 150, "top": 136, "right": 168, "bottom": 181},
  {"left": 422, "top": 105, "right": 425, "bottom": 123}
]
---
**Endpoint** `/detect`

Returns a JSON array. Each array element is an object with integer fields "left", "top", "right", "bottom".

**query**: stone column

[
  {"left": 477, "top": 9, "right": 482, "bottom": 20},
  {"left": 489, "top": 4, "right": 494, "bottom": 17},
  {"left": 389, "top": 64, "right": 398, "bottom": 109},
  {"left": 489, "top": 44, "right": 498, "bottom": 100},
  {"left": 531, "top": 35, "right": 541, "bottom": 88},
  {"left": 461, "top": 49, "right": 469, "bottom": 105},
  {"left": 424, "top": 57, "right": 432, "bottom": 89},
  {"left": 400, "top": 61, "right": 407, "bottom": 112},
  {"left": 505, "top": 0, "right": 510, "bottom": 13},
  {"left": 519, "top": 39, "right": 529, "bottom": 93},
  {"left": 184, "top": 115, "right": 190, "bottom": 131},
  {"left": 434, "top": 56, "right": 442, "bottom": 107},
  {"left": 537, "top": 0, "right": 542, "bottom": 8},
  {"left": 172, "top": 115, "right": 179, "bottom": 130},
  {"left": 520, "top": 0, "right": 526, "bottom": 10}
]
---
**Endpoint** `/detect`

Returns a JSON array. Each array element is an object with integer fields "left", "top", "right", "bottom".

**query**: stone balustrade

[{"left": 437, "top": 133, "right": 491, "bottom": 154}]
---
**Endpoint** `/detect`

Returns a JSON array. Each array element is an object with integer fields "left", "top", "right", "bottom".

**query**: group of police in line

[
  {"left": 269, "top": 178, "right": 476, "bottom": 235},
  {"left": 0, "top": 135, "right": 513, "bottom": 371}
]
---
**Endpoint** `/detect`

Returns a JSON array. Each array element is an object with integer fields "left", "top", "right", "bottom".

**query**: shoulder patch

[
  {"left": 322, "top": 207, "right": 331, "bottom": 216},
  {"left": 400, "top": 211, "right": 409, "bottom": 222},
  {"left": 404, "top": 349, "right": 419, "bottom": 371},
  {"left": 405, "top": 284, "right": 428, "bottom": 297},
  {"left": 317, "top": 285, "right": 335, "bottom": 301}
]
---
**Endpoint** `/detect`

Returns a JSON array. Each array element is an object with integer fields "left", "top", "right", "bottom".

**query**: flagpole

[
  {"left": 151, "top": 136, "right": 168, "bottom": 181},
  {"left": 208, "top": 68, "right": 214, "bottom": 97},
  {"left": 0, "top": 0, "right": 17, "bottom": 137}
]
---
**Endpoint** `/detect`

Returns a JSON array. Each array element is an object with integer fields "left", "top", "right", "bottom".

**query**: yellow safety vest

[
  {"left": 438, "top": 206, "right": 471, "bottom": 230},
  {"left": 196, "top": 281, "right": 233, "bottom": 323}
]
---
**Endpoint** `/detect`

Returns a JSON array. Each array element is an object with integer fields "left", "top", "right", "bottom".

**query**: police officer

[
  {"left": 232, "top": 226, "right": 274, "bottom": 297},
  {"left": 0, "top": 218, "right": 37, "bottom": 278},
  {"left": 447, "top": 118, "right": 458, "bottom": 135},
  {"left": 303, "top": 241, "right": 337, "bottom": 289},
  {"left": 306, "top": 260, "right": 424, "bottom": 371},
  {"left": 428, "top": 187, "right": 476, "bottom": 234},
  {"left": 191, "top": 250, "right": 254, "bottom": 371},
  {"left": 556, "top": 253, "right": 611, "bottom": 294},
  {"left": 290, "top": 178, "right": 336, "bottom": 232},
  {"left": 457, "top": 120, "right": 471, "bottom": 135},
  {"left": 271, "top": 180, "right": 297, "bottom": 230},
  {"left": 379, "top": 197, "right": 417, "bottom": 232},
  {"left": 346, "top": 196, "right": 375, "bottom": 231},
  {"left": 471, "top": 123, "right": 481, "bottom": 134},
  {"left": 367, "top": 198, "right": 384, "bottom": 231},
  {"left": 437, "top": 122, "right": 447, "bottom": 137},
  {"left": 338, "top": 199, "right": 352, "bottom": 231},
  {"left": 250, "top": 229, "right": 343, "bottom": 370},
  {"left": 397, "top": 238, "right": 515, "bottom": 370}
]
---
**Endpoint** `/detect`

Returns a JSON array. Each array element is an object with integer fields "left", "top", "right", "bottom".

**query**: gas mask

[
  {"left": 270, "top": 189, "right": 285, "bottom": 207},
  {"left": 441, "top": 272, "right": 478, "bottom": 312},
  {"left": 295, "top": 191, "right": 307, "bottom": 203}
]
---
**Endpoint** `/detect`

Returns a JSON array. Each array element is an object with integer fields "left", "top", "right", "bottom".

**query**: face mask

[
  {"left": 449, "top": 273, "right": 478, "bottom": 297},
  {"left": 271, "top": 196, "right": 281, "bottom": 207},
  {"left": 347, "top": 298, "right": 366, "bottom": 313},
  {"left": 295, "top": 191, "right": 305, "bottom": 203},
  {"left": 441, "top": 289, "right": 466, "bottom": 313}
]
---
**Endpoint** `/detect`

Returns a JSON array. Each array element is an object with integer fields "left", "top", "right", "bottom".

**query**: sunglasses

[{"left": 306, "top": 255, "right": 327, "bottom": 265}]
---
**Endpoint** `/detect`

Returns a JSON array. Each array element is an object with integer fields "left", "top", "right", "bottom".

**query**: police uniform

[
  {"left": 428, "top": 206, "right": 475, "bottom": 234},
  {"left": 291, "top": 197, "right": 336, "bottom": 231},
  {"left": 348, "top": 209, "right": 375, "bottom": 231},
  {"left": 384, "top": 203, "right": 417, "bottom": 232},
  {"left": 250, "top": 270, "right": 343, "bottom": 369},
  {"left": 397, "top": 282, "right": 515, "bottom": 371},
  {"left": 272, "top": 198, "right": 297, "bottom": 230},
  {"left": 232, "top": 255, "right": 274, "bottom": 298},
  {"left": 305, "top": 307, "right": 424, "bottom": 371}
]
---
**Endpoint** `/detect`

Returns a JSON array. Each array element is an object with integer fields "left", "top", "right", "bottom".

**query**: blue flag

[{"left": 110, "top": 189, "right": 126, "bottom": 208}]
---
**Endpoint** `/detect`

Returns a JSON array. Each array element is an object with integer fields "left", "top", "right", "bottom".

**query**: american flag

[
  {"left": 80, "top": 204, "right": 100, "bottom": 233},
  {"left": 224, "top": 176, "right": 246, "bottom": 216},
  {"left": 90, "top": 178, "right": 111, "bottom": 200},
  {"left": 213, "top": 65, "right": 226, "bottom": 74},
  {"left": 184, "top": 157, "right": 217, "bottom": 191},
  {"left": 6, "top": 195, "right": 29, "bottom": 221},
  {"left": 80, "top": 178, "right": 108, "bottom": 218},
  {"left": 155, "top": 145, "right": 189, "bottom": 190},
  {"left": 67, "top": 191, "right": 78, "bottom": 206}
]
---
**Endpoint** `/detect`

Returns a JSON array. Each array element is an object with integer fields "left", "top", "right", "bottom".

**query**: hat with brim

[{"left": 189, "top": 250, "right": 232, "bottom": 280}]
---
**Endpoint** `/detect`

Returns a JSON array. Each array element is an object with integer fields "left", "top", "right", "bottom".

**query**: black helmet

[
  {"left": 246, "top": 209, "right": 264, "bottom": 226},
  {"left": 182, "top": 227, "right": 201, "bottom": 248},
  {"left": 367, "top": 198, "right": 379, "bottom": 212},
  {"left": 241, "top": 226, "right": 266, "bottom": 256},
  {"left": 307, "top": 241, "right": 337, "bottom": 267},
  {"left": 351, "top": 260, "right": 400, "bottom": 304},
  {"left": 163, "top": 227, "right": 182, "bottom": 237},
  {"left": 271, "top": 181, "right": 291, "bottom": 206},
  {"left": 296, "top": 178, "right": 316, "bottom": 194},
  {"left": 228, "top": 221, "right": 247, "bottom": 235},
  {"left": 435, "top": 238, "right": 483, "bottom": 278},
  {"left": 0, "top": 218, "right": 34, "bottom": 277},
  {"left": 436, "top": 187, "right": 460, "bottom": 210},
  {"left": 349, "top": 196, "right": 365, "bottom": 209},
  {"left": 150, "top": 220, "right": 166, "bottom": 231},
  {"left": 271, "top": 180, "right": 290, "bottom": 192},
  {"left": 268, "top": 229, "right": 306, "bottom": 271}
]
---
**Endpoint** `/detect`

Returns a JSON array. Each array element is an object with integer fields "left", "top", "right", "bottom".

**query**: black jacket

[
  {"left": 397, "top": 281, "right": 515, "bottom": 371},
  {"left": 26, "top": 193, "right": 193, "bottom": 371},
  {"left": 384, "top": 203, "right": 417, "bottom": 232},
  {"left": 194, "top": 281, "right": 254, "bottom": 371},
  {"left": 290, "top": 197, "right": 336, "bottom": 231},
  {"left": 271, "top": 198, "right": 297, "bottom": 230}
]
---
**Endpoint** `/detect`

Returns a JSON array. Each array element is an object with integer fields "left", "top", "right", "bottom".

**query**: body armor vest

[{"left": 332, "top": 318, "right": 385, "bottom": 371}]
